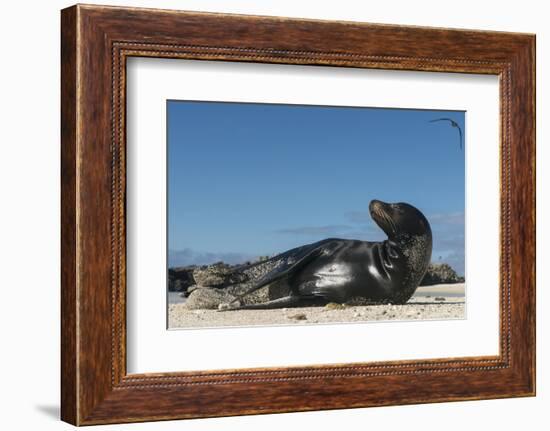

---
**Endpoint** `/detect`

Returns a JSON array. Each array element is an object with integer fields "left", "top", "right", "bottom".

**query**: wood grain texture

[{"left": 60, "top": 4, "right": 535, "bottom": 425}]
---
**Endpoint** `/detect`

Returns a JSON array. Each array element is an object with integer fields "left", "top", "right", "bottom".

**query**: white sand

[{"left": 168, "top": 283, "right": 465, "bottom": 329}]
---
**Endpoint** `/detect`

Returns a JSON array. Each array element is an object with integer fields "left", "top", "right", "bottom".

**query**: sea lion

[{"left": 219, "top": 199, "right": 432, "bottom": 310}]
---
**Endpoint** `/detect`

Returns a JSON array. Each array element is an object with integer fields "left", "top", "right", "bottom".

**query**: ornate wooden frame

[{"left": 61, "top": 4, "right": 535, "bottom": 425}]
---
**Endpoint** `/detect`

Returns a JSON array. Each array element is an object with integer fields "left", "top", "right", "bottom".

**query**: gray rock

[
  {"left": 168, "top": 266, "right": 196, "bottom": 292},
  {"left": 184, "top": 287, "right": 234, "bottom": 310},
  {"left": 420, "top": 263, "right": 465, "bottom": 286},
  {"left": 193, "top": 262, "right": 249, "bottom": 287},
  {"left": 187, "top": 285, "right": 199, "bottom": 295}
]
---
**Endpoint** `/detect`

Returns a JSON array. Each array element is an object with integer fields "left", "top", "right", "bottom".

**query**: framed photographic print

[
  {"left": 61, "top": 4, "right": 535, "bottom": 425},
  {"left": 164, "top": 100, "right": 467, "bottom": 330}
]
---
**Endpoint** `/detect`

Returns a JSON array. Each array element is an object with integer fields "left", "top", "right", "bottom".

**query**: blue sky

[{"left": 168, "top": 100, "right": 465, "bottom": 275}]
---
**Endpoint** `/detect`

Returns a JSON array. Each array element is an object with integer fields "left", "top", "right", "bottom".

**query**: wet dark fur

[{"left": 221, "top": 200, "right": 432, "bottom": 310}]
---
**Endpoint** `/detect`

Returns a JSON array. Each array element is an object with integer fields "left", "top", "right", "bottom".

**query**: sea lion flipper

[
  {"left": 229, "top": 245, "right": 326, "bottom": 305},
  {"left": 224, "top": 240, "right": 327, "bottom": 284}
]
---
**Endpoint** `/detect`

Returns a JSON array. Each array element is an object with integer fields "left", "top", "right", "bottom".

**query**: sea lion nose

[{"left": 369, "top": 199, "right": 384, "bottom": 212}]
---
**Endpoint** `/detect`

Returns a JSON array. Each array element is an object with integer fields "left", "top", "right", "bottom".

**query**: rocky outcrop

[
  {"left": 420, "top": 263, "right": 465, "bottom": 286},
  {"left": 183, "top": 287, "right": 235, "bottom": 310},
  {"left": 192, "top": 262, "right": 249, "bottom": 287},
  {"left": 180, "top": 258, "right": 288, "bottom": 309},
  {"left": 168, "top": 262, "right": 252, "bottom": 294},
  {"left": 168, "top": 266, "right": 196, "bottom": 292}
]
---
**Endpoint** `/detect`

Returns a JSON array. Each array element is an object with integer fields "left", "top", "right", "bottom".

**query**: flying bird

[{"left": 429, "top": 118, "right": 463, "bottom": 150}]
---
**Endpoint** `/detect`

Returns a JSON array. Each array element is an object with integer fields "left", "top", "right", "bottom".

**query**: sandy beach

[{"left": 168, "top": 283, "right": 465, "bottom": 329}]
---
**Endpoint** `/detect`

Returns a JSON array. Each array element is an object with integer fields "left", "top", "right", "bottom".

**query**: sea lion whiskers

[
  {"left": 376, "top": 206, "right": 396, "bottom": 235},
  {"left": 384, "top": 211, "right": 397, "bottom": 234}
]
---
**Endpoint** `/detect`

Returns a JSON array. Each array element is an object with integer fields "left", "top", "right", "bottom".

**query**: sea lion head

[
  {"left": 369, "top": 200, "right": 433, "bottom": 302},
  {"left": 369, "top": 199, "right": 432, "bottom": 243}
]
